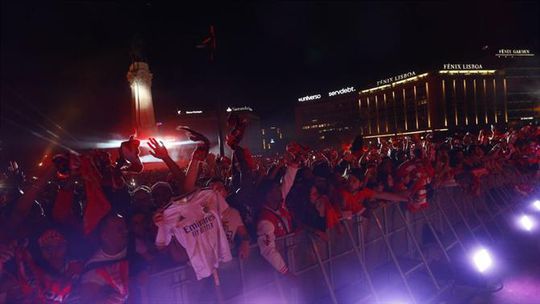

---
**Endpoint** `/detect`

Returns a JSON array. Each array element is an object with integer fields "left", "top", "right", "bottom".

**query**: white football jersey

[{"left": 155, "top": 189, "right": 232, "bottom": 280}]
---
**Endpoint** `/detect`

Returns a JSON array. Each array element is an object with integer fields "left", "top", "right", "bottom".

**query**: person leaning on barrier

[
  {"left": 340, "top": 168, "right": 410, "bottom": 218},
  {"left": 256, "top": 151, "right": 299, "bottom": 275}
]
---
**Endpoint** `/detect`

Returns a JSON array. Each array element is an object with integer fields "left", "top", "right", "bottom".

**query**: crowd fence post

[
  {"left": 342, "top": 219, "right": 380, "bottom": 304},
  {"left": 462, "top": 191, "right": 495, "bottom": 242},
  {"left": 309, "top": 235, "right": 339, "bottom": 304},
  {"left": 372, "top": 210, "right": 418, "bottom": 304},
  {"left": 447, "top": 189, "right": 480, "bottom": 244},
  {"left": 395, "top": 205, "right": 441, "bottom": 290}
]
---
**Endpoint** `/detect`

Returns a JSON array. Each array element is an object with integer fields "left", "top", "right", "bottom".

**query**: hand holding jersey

[{"left": 154, "top": 189, "right": 232, "bottom": 280}]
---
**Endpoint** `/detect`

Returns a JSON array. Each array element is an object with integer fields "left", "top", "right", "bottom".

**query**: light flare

[
  {"left": 472, "top": 248, "right": 493, "bottom": 273},
  {"left": 519, "top": 215, "right": 535, "bottom": 231},
  {"left": 532, "top": 200, "right": 540, "bottom": 211}
]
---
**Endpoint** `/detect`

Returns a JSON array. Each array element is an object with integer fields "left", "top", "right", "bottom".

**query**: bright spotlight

[
  {"left": 533, "top": 200, "right": 540, "bottom": 211},
  {"left": 472, "top": 248, "right": 493, "bottom": 273},
  {"left": 519, "top": 215, "right": 534, "bottom": 231}
]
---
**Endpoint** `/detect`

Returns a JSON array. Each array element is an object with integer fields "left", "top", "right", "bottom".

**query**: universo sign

[
  {"left": 298, "top": 86, "right": 356, "bottom": 102},
  {"left": 298, "top": 94, "right": 322, "bottom": 102}
]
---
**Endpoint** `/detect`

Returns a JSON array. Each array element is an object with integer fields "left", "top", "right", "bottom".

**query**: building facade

[
  {"left": 295, "top": 49, "right": 538, "bottom": 142},
  {"left": 358, "top": 65, "right": 507, "bottom": 137},
  {"left": 295, "top": 86, "right": 359, "bottom": 148},
  {"left": 492, "top": 48, "right": 540, "bottom": 125}
]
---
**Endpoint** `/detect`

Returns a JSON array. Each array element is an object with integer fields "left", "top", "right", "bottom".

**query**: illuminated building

[
  {"left": 295, "top": 87, "right": 359, "bottom": 147},
  {"left": 261, "top": 125, "right": 287, "bottom": 154},
  {"left": 358, "top": 66, "right": 506, "bottom": 138},
  {"left": 127, "top": 62, "right": 157, "bottom": 137},
  {"left": 492, "top": 48, "right": 539, "bottom": 125},
  {"left": 295, "top": 63, "right": 524, "bottom": 143}
]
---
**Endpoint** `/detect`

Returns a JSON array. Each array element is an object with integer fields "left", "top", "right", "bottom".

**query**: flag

[
  {"left": 80, "top": 156, "right": 111, "bottom": 234},
  {"left": 52, "top": 189, "right": 74, "bottom": 225},
  {"left": 196, "top": 25, "right": 216, "bottom": 61}
]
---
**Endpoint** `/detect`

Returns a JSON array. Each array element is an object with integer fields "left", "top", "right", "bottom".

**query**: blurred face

[
  {"left": 266, "top": 183, "right": 283, "bottom": 209},
  {"left": 211, "top": 181, "right": 228, "bottom": 199},
  {"left": 101, "top": 216, "right": 128, "bottom": 254},
  {"left": 309, "top": 186, "right": 319, "bottom": 204},
  {"left": 152, "top": 186, "right": 172, "bottom": 208},
  {"left": 347, "top": 175, "right": 362, "bottom": 192},
  {"left": 132, "top": 190, "right": 153, "bottom": 211},
  {"left": 474, "top": 146, "right": 484, "bottom": 157},
  {"left": 40, "top": 238, "right": 67, "bottom": 270},
  {"left": 130, "top": 213, "right": 147, "bottom": 238},
  {"left": 381, "top": 159, "right": 393, "bottom": 172}
]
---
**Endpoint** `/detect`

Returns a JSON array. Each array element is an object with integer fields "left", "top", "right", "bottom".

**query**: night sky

[{"left": 1, "top": 1, "right": 539, "bottom": 164}]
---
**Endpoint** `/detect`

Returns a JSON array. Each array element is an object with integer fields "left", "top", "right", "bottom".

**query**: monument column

[{"left": 127, "top": 62, "right": 156, "bottom": 137}]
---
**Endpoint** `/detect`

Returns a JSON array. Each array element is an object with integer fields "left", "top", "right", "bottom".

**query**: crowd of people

[{"left": 1, "top": 114, "right": 538, "bottom": 303}]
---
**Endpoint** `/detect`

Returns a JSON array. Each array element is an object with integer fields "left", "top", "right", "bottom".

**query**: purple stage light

[
  {"left": 532, "top": 200, "right": 540, "bottom": 211},
  {"left": 472, "top": 248, "right": 493, "bottom": 273},
  {"left": 518, "top": 215, "right": 534, "bottom": 231}
]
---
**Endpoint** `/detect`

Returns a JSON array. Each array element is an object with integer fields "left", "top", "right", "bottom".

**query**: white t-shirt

[{"left": 155, "top": 189, "right": 232, "bottom": 280}]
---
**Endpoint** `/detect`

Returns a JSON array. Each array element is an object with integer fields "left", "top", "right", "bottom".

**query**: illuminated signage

[
  {"left": 185, "top": 110, "right": 203, "bottom": 114},
  {"left": 298, "top": 94, "right": 322, "bottom": 102},
  {"left": 328, "top": 87, "right": 355, "bottom": 97},
  {"left": 442, "top": 63, "right": 484, "bottom": 70},
  {"left": 496, "top": 49, "right": 535, "bottom": 58},
  {"left": 226, "top": 106, "right": 253, "bottom": 112},
  {"left": 377, "top": 71, "right": 416, "bottom": 86}
]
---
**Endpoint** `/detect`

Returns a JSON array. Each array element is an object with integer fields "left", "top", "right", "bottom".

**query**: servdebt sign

[{"left": 298, "top": 86, "right": 356, "bottom": 102}]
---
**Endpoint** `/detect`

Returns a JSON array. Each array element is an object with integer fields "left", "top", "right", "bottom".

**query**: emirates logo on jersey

[{"left": 183, "top": 214, "right": 217, "bottom": 237}]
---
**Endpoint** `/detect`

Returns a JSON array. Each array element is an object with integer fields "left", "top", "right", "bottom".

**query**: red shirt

[{"left": 340, "top": 188, "right": 376, "bottom": 214}]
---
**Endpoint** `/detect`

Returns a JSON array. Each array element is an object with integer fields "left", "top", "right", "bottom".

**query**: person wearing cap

[{"left": 130, "top": 186, "right": 153, "bottom": 213}]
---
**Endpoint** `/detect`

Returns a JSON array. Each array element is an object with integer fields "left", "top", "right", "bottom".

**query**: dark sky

[{"left": 1, "top": 1, "right": 539, "bottom": 163}]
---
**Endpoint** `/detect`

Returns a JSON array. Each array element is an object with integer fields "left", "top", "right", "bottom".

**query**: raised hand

[
  {"left": 178, "top": 126, "right": 210, "bottom": 161},
  {"left": 177, "top": 126, "right": 210, "bottom": 146},
  {"left": 147, "top": 137, "right": 169, "bottom": 160}
]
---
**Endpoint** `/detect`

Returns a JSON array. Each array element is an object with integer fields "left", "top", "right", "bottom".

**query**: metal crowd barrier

[{"left": 65, "top": 169, "right": 537, "bottom": 304}]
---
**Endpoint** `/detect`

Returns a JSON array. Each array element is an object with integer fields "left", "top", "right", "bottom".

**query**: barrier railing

[{"left": 66, "top": 169, "right": 537, "bottom": 304}]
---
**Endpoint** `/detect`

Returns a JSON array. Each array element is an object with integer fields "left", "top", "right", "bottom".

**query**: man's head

[
  {"left": 206, "top": 178, "right": 228, "bottom": 199},
  {"left": 98, "top": 213, "right": 128, "bottom": 255},
  {"left": 130, "top": 212, "right": 151, "bottom": 239},
  {"left": 346, "top": 168, "right": 364, "bottom": 192},
  {"left": 38, "top": 229, "right": 67, "bottom": 271},
  {"left": 151, "top": 182, "right": 173, "bottom": 208},
  {"left": 257, "top": 179, "right": 282, "bottom": 210},
  {"left": 131, "top": 185, "right": 153, "bottom": 212}
]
